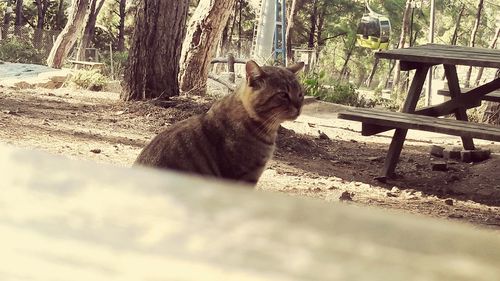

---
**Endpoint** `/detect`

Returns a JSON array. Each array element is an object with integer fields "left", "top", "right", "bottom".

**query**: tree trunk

[
  {"left": 237, "top": 0, "right": 242, "bottom": 56},
  {"left": 122, "top": 0, "right": 189, "bottom": 100},
  {"left": 316, "top": 3, "right": 327, "bottom": 46},
  {"left": 464, "top": 0, "right": 484, "bottom": 88},
  {"left": 451, "top": 4, "right": 465, "bottom": 46},
  {"left": 55, "top": 0, "right": 65, "bottom": 30},
  {"left": 77, "top": 0, "right": 105, "bottom": 61},
  {"left": 116, "top": 0, "right": 126, "bottom": 51},
  {"left": 34, "top": 0, "right": 50, "bottom": 47},
  {"left": 47, "top": 0, "right": 91, "bottom": 69},
  {"left": 365, "top": 57, "right": 379, "bottom": 88},
  {"left": 473, "top": 27, "right": 499, "bottom": 86},
  {"left": 14, "top": 0, "right": 23, "bottom": 35},
  {"left": 179, "top": 0, "right": 237, "bottom": 96},
  {"left": 307, "top": 0, "right": 318, "bottom": 48},
  {"left": 2, "top": 7, "right": 11, "bottom": 40},
  {"left": 285, "top": 0, "right": 298, "bottom": 62},
  {"left": 441, "top": 3, "right": 465, "bottom": 80},
  {"left": 392, "top": 0, "right": 412, "bottom": 89},
  {"left": 340, "top": 37, "right": 356, "bottom": 81}
]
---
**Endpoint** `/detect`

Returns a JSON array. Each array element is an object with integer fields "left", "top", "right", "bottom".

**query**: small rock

[
  {"left": 368, "top": 156, "right": 384, "bottom": 162},
  {"left": 448, "top": 213, "right": 464, "bottom": 219},
  {"left": 444, "top": 199, "right": 454, "bottom": 206},
  {"left": 431, "top": 161, "right": 448, "bottom": 171},
  {"left": 415, "top": 163, "right": 426, "bottom": 169},
  {"left": 374, "top": 176, "right": 387, "bottom": 183},
  {"left": 430, "top": 145, "right": 445, "bottom": 157},
  {"left": 318, "top": 130, "right": 330, "bottom": 140},
  {"left": 386, "top": 192, "right": 398, "bottom": 197},
  {"left": 308, "top": 123, "right": 316, "bottom": 128},
  {"left": 339, "top": 191, "right": 353, "bottom": 201},
  {"left": 447, "top": 175, "right": 460, "bottom": 183},
  {"left": 90, "top": 149, "right": 102, "bottom": 154},
  {"left": 391, "top": 186, "right": 400, "bottom": 193}
]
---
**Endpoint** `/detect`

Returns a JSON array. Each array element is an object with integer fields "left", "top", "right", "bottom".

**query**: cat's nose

[{"left": 291, "top": 97, "right": 303, "bottom": 109}]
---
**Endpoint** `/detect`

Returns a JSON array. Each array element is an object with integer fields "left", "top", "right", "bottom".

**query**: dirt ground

[{"left": 1, "top": 85, "right": 499, "bottom": 232}]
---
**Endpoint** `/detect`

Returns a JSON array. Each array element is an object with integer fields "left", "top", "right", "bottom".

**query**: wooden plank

[
  {"left": 375, "top": 44, "right": 500, "bottom": 68},
  {"left": 444, "top": 64, "right": 475, "bottom": 150},
  {"left": 417, "top": 77, "right": 500, "bottom": 117},
  {"left": 68, "top": 60, "right": 104, "bottom": 66},
  {"left": 382, "top": 66, "right": 429, "bottom": 178},
  {"left": 363, "top": 77, "right": 500, "bottom": 136},
  {"left": 341, "top": 108, "right": 500, "bottom": 133},
  {"left": 338, "top": 108, "right": 500, "bottom": 142},
  {"left": 437, "top": 89, "right": 500, "bottom": 102}
]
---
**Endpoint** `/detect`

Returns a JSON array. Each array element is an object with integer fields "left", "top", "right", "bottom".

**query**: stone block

[{"left": 430, "top": 145, "right": 444, "bottom": 157}]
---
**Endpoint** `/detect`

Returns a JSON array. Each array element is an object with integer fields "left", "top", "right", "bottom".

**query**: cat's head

[{"left": 240, "top": 60, "right": 305, "bottom": 124}]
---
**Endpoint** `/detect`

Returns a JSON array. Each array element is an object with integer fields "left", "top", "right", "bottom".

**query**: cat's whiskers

[{"left": 254, "top": 112, "right": 281, "bottom": 138}]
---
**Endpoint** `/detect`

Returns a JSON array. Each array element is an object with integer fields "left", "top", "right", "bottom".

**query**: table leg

[
  {"left": 443, "top": 64, "right": 475, "bottom": 150},
  {"left": 382, "top": 66, "right": 430, "bottom": 178}
]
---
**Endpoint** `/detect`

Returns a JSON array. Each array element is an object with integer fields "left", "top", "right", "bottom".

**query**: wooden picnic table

[{"left": 338, "top": 44, "right": 500, "bottom": 178}]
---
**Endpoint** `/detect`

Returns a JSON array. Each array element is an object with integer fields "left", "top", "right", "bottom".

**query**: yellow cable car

[{"left": 356, "top": 7, "right": 391, "bottom": 50}]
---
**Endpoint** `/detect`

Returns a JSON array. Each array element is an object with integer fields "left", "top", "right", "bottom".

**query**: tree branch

[{"left": 320, "top": 32, "right": 348, "bottom": 42}]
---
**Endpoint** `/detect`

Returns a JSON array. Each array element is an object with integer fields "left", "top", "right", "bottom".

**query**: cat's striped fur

[{"left": 135, "top": 60, "right": 304, "bottom": 184}]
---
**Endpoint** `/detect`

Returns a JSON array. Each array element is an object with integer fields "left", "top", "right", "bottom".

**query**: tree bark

[
  {"left": 365, "top": 57, "right": 379, "bottom": 88},
  {"left": 14, "top": 0, "right": 23, "bottom": 35},
  {"left": 122, "top": 0, "right": 189, "bottom": 100},
  {"left": 473, "top": 27, "right": 499, "bottom": 86},
  {"left": 339, "top": 37, "right": 356, "bottom": 81},
  {"left": 47, "top": 0, "right": 91, "bottom": 69},
  {"left": 392, "top": 0, "right": 412, "bottom": 89},
  {"left": 451, "top": 4, "right": 465, "bottom": 46},
  {"left": 55, "top": 0, "right": 66, "bottom": 30},
  {"left": 116, "top": 0, "right": 127, "bottom": 51},
  {"left": 77, "top": 0, "right": 105, "bottom": 61},
  {"left": 2, "top": 7, "right": 11, "bottom": 40},
  {"left": 464, "top": 0, "right": 484, "bottom": 88},
  {"left": 179, "top": 0, "right": 237, "bottom": 96},
  {"left": 34, "top": 0, "right": 51, "bottom": 47},
  {"left": 307, "top": 0, "right": 318, "bottom": 48},
  {"left": 285, "top": 0, "right": 298, "bottom": 63},
  {"left": 441, "top": 3, "right": 465, "bottom": 80}
]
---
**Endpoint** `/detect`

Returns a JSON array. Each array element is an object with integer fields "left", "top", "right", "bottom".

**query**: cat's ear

[
  {"left": 286, "top": 62, "right": 305, "bottom": 74},
  {"left": 246, "top": 60, "right": 263, "bottom": 82}
]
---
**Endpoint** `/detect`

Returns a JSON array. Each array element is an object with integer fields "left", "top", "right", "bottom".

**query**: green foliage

[
  {"left": 100, "top": 51, "right": 129, "bottom": 79},
  {"left": 300, "top": 71, "right": 374, "bottom": 108},
  {"left": 0, "top": 37, "right": 45, "bottom": 64},
  {"left": 302, "top": 71, "right": 327, "bottom": 97},
  {"left": 69, "top": 69, "right": 108, "bottom": 91}
]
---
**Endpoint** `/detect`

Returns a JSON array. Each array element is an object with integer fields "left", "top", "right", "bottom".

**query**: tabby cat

[{"left": 135, "top": 60, "right": 304, "bottom": 184}]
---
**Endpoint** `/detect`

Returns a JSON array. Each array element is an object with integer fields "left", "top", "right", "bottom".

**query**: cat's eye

[{"left": 277, "top": 92, "right": 289, "bottom": 100}]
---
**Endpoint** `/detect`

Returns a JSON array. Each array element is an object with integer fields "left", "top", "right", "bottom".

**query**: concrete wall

[{"left": 0, "top": 144, "right": 499, "bottom": 281}]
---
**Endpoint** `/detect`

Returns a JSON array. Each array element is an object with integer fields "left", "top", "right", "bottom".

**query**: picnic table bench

[
  {"left": 68, "top": 60, "right": 105, "bottom": 71},
  {"left": 338, "top": 44, "right": 500, "bottom": 178}
]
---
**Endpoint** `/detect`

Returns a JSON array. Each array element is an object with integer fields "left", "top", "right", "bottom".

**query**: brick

[
  {"left": 461, "top": 150, "right": 473, "bottom": 163},
  {"left": 443, "top": 149, "right": 461, "bottom": 160},
  {"left": 471, "top": 149, "right": 491, "bottom": 162},
  {"left": 431, "top": 161, "right": 448, "bottom": 171}
]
